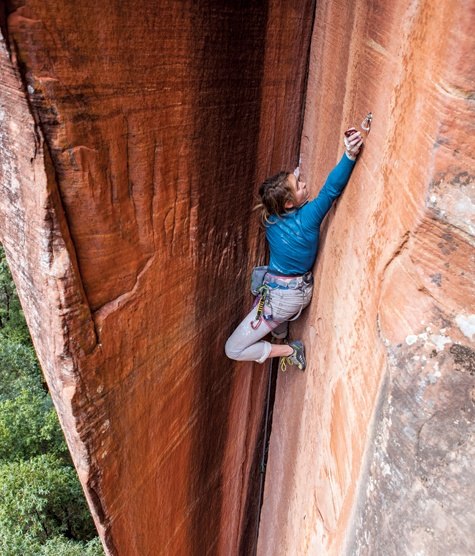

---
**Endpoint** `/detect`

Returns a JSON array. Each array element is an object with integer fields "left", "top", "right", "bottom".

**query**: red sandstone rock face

[
  {"left": 2, "top": 1, "right": 474, "bottom": 554},
  {"left": 0, "top": 1, "right": 315, "bottom": 554},
  {"left": 258, "top": 1, "right": 474, "bottom": 555}
]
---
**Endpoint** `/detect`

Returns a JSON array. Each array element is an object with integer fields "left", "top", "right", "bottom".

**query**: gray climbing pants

[{"left": 225, "top": 275, "right": 313, "bottom": 363}]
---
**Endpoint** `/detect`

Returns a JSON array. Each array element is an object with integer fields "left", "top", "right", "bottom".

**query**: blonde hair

[{"left": 255, "top": 171, "right": 295, "bottom": 225}]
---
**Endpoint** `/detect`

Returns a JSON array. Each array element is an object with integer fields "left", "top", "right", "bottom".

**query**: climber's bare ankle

[{"left": 269, "top": 344, "right": 293, "bottom": 358}]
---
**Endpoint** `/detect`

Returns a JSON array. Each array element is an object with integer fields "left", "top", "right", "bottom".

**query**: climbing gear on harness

[
  {"left": 361, "top": 112, "right": 373, "bottom": 132},
  {"left": 280, "top": 340, "right": 306, "bottom": 372},
  {"left": 250, "top": 265, "right": 269, "bottom": 295},
  {"left": 250, "top": 284, "right": 272, "bottom": 330},
  {"left": 250, "top": 271, "right": 312, "bottom": 330}
]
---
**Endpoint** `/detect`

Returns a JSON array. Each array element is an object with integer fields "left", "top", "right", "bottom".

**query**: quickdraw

[
  {"left": 361, "top": 112, "right": 373, "bottom": 132},
  {"left": 250, "top": 285, "right": 272, "bottom": 330}
]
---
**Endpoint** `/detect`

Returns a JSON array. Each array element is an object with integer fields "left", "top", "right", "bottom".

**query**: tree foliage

[
  {"left": 0, "top": 336, "right": 42, "bottom": 400},
  {"left": 0, "top": 249, "right": 30, "bottom": 344},
  {"left": 0, "top": 390, "right": 67, "bottom": 461},
  {"left": 0, "top": 455, "right": 98, "bottom": 543},
  {"left": 0, "top": 246, "right": 104, "bottom": 555}
]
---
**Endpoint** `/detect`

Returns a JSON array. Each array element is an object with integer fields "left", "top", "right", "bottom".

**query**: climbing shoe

[{"left": 280, "top": 340, "right": 306, "bottom": 372}]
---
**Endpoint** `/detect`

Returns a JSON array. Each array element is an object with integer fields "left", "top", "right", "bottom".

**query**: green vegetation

[{"left": 0, "top": 247, "right": 104, "bottom": 555}]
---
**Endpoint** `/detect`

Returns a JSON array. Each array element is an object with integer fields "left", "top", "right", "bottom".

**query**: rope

[{"left": 254, "top": 356, "right": 277, "bottom": 554}]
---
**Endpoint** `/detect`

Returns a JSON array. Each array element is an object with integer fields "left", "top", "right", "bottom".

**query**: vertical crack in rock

[
  {"left": 189, "top": 1, "right": 268, "bottom": 547},
  {"left": 237, "top": 361, "right": 280, "bottom": 556},
  {"left": 296, "top": 0, "right": 318, "bottom": 155},
  {"left": 380, "top": 230, "right": 411, "bottom": 278}
]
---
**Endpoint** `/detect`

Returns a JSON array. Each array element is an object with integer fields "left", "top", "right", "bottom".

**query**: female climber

[{"left": 225, "top": 128, "right": 364, "bottom": 371}]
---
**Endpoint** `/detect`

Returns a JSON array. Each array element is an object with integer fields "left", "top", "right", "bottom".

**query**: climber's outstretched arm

[{"left": 304, "top": 129, "right": 363, "bottom": 226}]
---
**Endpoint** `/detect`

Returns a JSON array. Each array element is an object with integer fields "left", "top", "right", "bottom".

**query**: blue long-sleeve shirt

[{"left": 266, "top": 153, "right": 355, "bottom": 275}]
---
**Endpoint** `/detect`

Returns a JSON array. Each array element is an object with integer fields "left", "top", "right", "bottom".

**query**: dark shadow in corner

[
  {"left": 188, "top": 2, "right": 269, "bottom": 554},
  {"left": 240, "top": 358, "right": 279, "bottom": 556}
]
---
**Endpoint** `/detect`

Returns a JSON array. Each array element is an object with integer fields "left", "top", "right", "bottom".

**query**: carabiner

[{"left": 361, "top": 112, "right": 373, "bottom": 132}]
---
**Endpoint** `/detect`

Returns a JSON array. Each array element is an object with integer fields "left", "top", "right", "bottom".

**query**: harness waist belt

[{"left": 264, "top": 271, "right": 313, "bottom": 290}]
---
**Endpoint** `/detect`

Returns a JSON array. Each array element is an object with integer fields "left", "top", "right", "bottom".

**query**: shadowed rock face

[
  {"left": 0, "top": 1, "right": 315, "bottom": 553},
  {"left": 258, "top": 1, "right": 474, "bottom": 555}
]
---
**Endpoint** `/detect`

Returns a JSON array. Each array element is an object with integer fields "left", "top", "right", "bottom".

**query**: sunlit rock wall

[
  {"left": 0, "top": 1, "right": 315, "bottom": 554},
  {"left": 258, "top": 1, "right": 475, "bottom": 555}
]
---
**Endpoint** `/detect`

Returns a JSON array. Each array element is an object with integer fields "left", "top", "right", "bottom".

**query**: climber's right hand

[{"left": 344, "top": 128, "right": 363, "bottom": 160}]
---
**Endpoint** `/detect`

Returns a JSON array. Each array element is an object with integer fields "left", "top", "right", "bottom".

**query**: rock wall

[
  {"left": 0, "top": 1, "right": 315, "bottom": 554},
  {"left": 2, "top": 0, "right": 474, "bottom": 554},
  {"left": 258, "top": 1, "right": 475, "bottom": 555}
]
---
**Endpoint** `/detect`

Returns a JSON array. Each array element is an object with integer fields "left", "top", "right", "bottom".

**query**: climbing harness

[
  {"left": 250, "top": 271, "right": 313, "bottom": 330},
  {"left": 361, "top": 111, "right": 373, "bottom": 132},
  {"left": 265, "top": 271, "right": 313, "bottom": 323}
]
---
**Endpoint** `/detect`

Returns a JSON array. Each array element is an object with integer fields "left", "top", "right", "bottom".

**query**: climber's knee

[{"left": 225, "top": 337, "right": 242, "bottom": 361}]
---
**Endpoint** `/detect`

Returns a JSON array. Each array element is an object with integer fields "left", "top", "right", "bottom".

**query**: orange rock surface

[
  {"left": 1, "top": 0, "right": 474, "bottom": 554},
  {"left": 0, "top": 1, "right": 315, "bottom": 554},
  {"left": 258, "top": 1, "right": 475, "bottom": 555}
]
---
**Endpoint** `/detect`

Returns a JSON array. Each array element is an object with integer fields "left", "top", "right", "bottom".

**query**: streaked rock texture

[
  {"left": 0, "top": 1, "right": 315, "bottom": 553},
  {"left": 258, "top": 1, "right": 475, "bottom": 555},
  {"left": 2, "top": 0, "right": 474, "bottom": 554}
]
